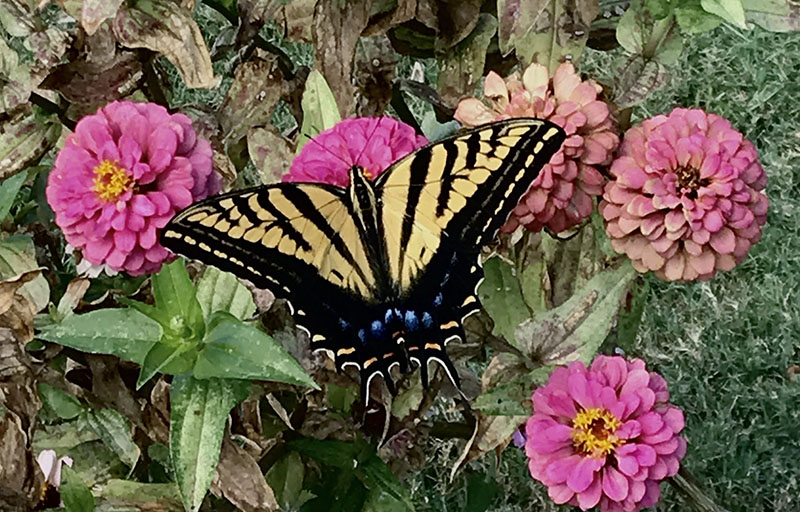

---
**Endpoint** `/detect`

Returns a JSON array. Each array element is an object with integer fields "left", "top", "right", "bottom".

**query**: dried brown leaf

[
  {"left": 437, "top": 13, "right": 497, "bottom": 105},
  {"left": 210, "top": 437, "right": 279, "bottom": 512},
  {"left": 364, "top": 0, "right": 415, "bottom": 35},
  {"left": 41, "top": 50, "right": 142, "bottom": 107},
  {"left": 246, "top": 126, "right": 292, "bottom": 184},
  {"left": 0, "top": 113, "right": 61, "bottom": 181},
  {"left": 614, "top": 54, "right": 667, "bottom": 109},
  {"left": 272, "top": 0, "right": 315, "bottom": 42},
  {"left": 112, "top": 0, "right": 219, "bottom": 89},
  {"left": 312, "top": 0, "right": 372, "bottom": 118},
  {"left": 0, "top": 270, "right": 40, "bottom": 318},
  {"left": 219, "top": 51, "right": 283, "bottom": 145},
  {"left": 354, "top": 35, "right": 397, "bottom": 116},
  {"left": 81, "top": 0, "right": 124, "bottom": 34}
]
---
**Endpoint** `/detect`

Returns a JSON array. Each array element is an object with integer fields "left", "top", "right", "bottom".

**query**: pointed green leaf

[
  {"left": 38, "top": 382, "right": 84, "bottom": 420},
  {"left": 136, "top": 341, "right": 197, "bottom": 389},
  {"left": 296, "top": 69, "right": 340, "bottom": 153},
  {"left": 117, "top": 296, "right": 173, "bottom": 328},
  {"left": 701, "top": 0, "right": 747, "bottom": 27},
  {"left": 38, "top": 308, "right": 161, "bottom": 364},
  {"left": 478, "top": 256, "right": 530, "bottom": 342},
  {"left": 356, "top": 455, "right": 414, "bottom": 511},
  {"left": 170, "top": 375, "right": 251, "bottom": 512},
  {"left": 152, "top": 259, "right": 205, "bottom": 340},
  {"left": 288, "top": 438, "right": 361, "bottom": 469},
  {"left": 61, "top": 465, "right": 96, "bottom": 512},
  {"left": 85, "top": 408, "right": 141, "bottom": 471},
  {"left": 195, "top": 266, "right": 256, "bottom": 321},
  {"left": 743, "top": 0, "right": 800, "bottom": 31},
  {"left": 0, "top": 169, "right": 26, "bottom": 222},
  {"left": 266, "top": 452, "right": 305, "bottom": 509},
  {"left": 194, "top": 319, "right": 318, "bottom": 388}
]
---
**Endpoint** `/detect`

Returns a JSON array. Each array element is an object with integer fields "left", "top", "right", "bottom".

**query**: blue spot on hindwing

[
  {"left": 404, "top": 310, "right": 419, "bottom": 332},
  {"left": 358, "top": 329, "right": 367, "bottom": 345},
  {"left": 433, "top": 293, "right": 443, "bottom": 307},
  {"left": 371, "top": 320, "right": 385, "bottom": 338},
  {"left": 422, "top": 312, "right": 433, "bottom": 329},
  {"left": 384, "top": 309, "right": 394, "bottom": 324},
  {"left": 338, "top": 318, "right": 350, "bottom": 330}
]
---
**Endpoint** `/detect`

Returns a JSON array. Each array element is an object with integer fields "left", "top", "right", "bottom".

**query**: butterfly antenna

[{"left": 302, "top": 130, "right": 353, "bottom": 170}]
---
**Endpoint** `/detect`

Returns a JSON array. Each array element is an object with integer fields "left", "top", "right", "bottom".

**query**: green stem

[{"left": 669, "top": 468, "right": 732, "bottom": 512}]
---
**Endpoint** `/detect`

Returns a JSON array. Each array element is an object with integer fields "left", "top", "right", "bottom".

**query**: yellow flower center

[
  {"left": 571, "top": 408, "right": 625, "bottom": 458},
  {"left": 93, "top": 160, "right": 132, "bottom": 202}
]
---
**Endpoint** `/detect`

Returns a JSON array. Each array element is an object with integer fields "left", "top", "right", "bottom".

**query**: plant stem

[{"left": 669, "top": 468, "right": 732, "bottom": 512}]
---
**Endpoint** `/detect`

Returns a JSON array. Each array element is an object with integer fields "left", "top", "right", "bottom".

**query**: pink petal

[{"left": 602, "top": 466, "right": 630, "bottom": 502}]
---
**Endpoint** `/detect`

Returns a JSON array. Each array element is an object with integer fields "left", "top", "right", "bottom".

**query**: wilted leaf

[
  {"left": 37, "top": 308, "right": 161, "bottom": 364},
  {"left": 311, "top": 0, "right": 372, "bottom": 118},
  {"left": 84, "top": 408, "right": 141, "bottom": 471},
  {"left": 246, "top": 126, "right": 293, "bottom": 184},
  {"left": 27, "top": 26, "right": 71, "bottom": 77},
  {"left": 613, "top": 54, "right": 667, "bottom": 108},
  {"left": 170, "top": 375, "right": 251, "bottom": 512},
  {"left": 41, "top": 50, "right": 142, "bottom": 108},
  {"left": 437, "top": 13, "right": 497, "bottom": 105},
  {"left": 210, "top": 437, "right": 279, "bottom": 512},
  {"left": 0, "top": 0, "right": 37, "bottom": 37},
  {"left": 271, "top": 0, "right": 316, "bottom": 42},
  {"left": 0, "top": 269, "right": 40, "bottom": 318},
  {"left": 219, "top": 51, "right": 284, "bottom": 146},
  {"left": 0, "top": 37, "right": 33, "bottom": 115},
  {"left": 514, "top": 262, "right": 636, "bottom": 366},
  {"left": 112, "top": 0, "right": 219, "bottom": 89},
  {"left": 701, "top": 0, "right": 747, "bottom": 27},
  {"left": 477, "top": 256, "right": 530, "bottom": 343},
  {"left": 81, "top": 0, "right": 124, "bottom": 34},
  {"left": 433, "top": 0, "right": 483, "bottom": 50},
  {"left": 616, "top": 3, "right": 683, "bottom": 65},
  {"left": 296, "top": 69, "right": 341, "bottom": 152},
  {"left": 363, "top": 0, "right": 415, "bottom": 35},
  {"left": 151, "top": 259, "right": 205, "bottom": 341},
  {"left": 55, "top": 278, "right": 91, "bottom": 320},
  {"left": 354, "top": 35, "right": 398, "bottom": 117},
  {"left": 391, "top": 374, "right": 424, "bottom": 419},
  {"left": 744, "top": 0, "right": 800, "bottom": 31},
  {"left": 473, "top": 366, "right": 551, "bottom": 415},
  {"left": 194, "top": 318, "right": 319, "bottom": 388},
  {"left": 61, "top": 465, "right": 96, "bottom": 512},
  {"left": 497, "top": 0, "right": 598, "bottom": 72},
  {"left": 0, "top": 113, "right": 61, "bottom": 182},
  {"left": 0, "top": 236, "right": 49, "bottom": 313}
]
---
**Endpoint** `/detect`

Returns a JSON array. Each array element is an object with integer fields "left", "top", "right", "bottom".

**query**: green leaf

[
  {"left": 478, "top": 256, "right": 531, "bottom": 343},
  {"left": 194, "top": 319, "right": 318, "bottom": 388},
  {"left": 743, "top": 0, "right": 800, "bottom": 32},
  {"left": 616, "top": 2, "right": 683, "bottom": 65},
  {"left": 675, "top": 4, "right": 724, "bottom": 32},
  {"left": 151, "top": 259, "right": 205, "bottom": 341},
  {"left": 701, "top": 0, "right": 747, "bottom": 27},
  {"left": 195, "top": 266, "right": 256, "bottom": 321},
  {"left": 615, "top": 276, "right": 649, "bottom": 353},
  {"left": 266, "top": 452, "right": 305, "bottom": 509},
  {"left": 465, "top": 471, "right": 499, "bottom": 512},
  {"left": 84, "top": 408, "right": 141, "bottom": 471},
  {"left": 38, "top": 382, "right": 84, "bottom": 420},
  {"left": 170, "top": 375, "right": 250, "bottom": 512},
  {"left": 61, "top": 465, "right": 96, "bottom": 512},
  {"left": 472, "top": 367, "right": 552, "bottom": 416},
  {"left": 0, "top": 234, "right": 50, "bottom": 312},
  {"left": 117, "top": 296, "right": 172, "bottom": 328},
  {"left": 363, "top": 488, "right": 409, "bottom": 512},
  {"left": 136, "top": 341, "right": 197, "bottom": 389},
  {"left": 514, "top": 262, "right": 637, "bottom": 366},
  {"left": 420, "top": 110, "right": 460, "bottom": 142},
  {"left": 289, "top": 438, "right": 361, "bottom": 469},
  {"left": 356, "top": 455, "right": 414, "bottom": 511},
  {"left": 100, "top": 479, "right": 181, "bottom": 502},
  {"left": 0, "top": 169, "right": 26, "bottom": 221},
  {"left": 296, "top": 69, "right": 341, "bottom": 153},
  {"left": 38, "top": 308, "right": 161, "bottom": 364}
]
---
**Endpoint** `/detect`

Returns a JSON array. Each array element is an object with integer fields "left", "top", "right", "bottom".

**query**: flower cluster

[
  {"left": 285, "top": 116, "right": 428, "bottom": 186},
  {"left": 524, "top": 356, "right": 686, "bottom": 512},
  {"left": 47, "top": 101, "right": 220, "bottom": 275},
  {"left": 600, "top": 108, "right": 768, "bottom": 281},
  {"left": 455, "top": 62, "right": 619, "bottom": 233}
]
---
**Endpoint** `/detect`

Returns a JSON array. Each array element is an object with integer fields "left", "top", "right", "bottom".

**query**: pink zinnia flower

[
  {"left": 600, "top": 108, "right": 768, "bottom": 281},
  {"left": 285, "top": 116, "right": 428, "bottom": 187},
  {"left": 455, "top": 62, "right": 619, "bottom": 233},
  {"left": 525, "top": 356, "right": 686, "bottom": 512},
  {"left": 47, "top": 101, "right": 220, "bottom": 275}
]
